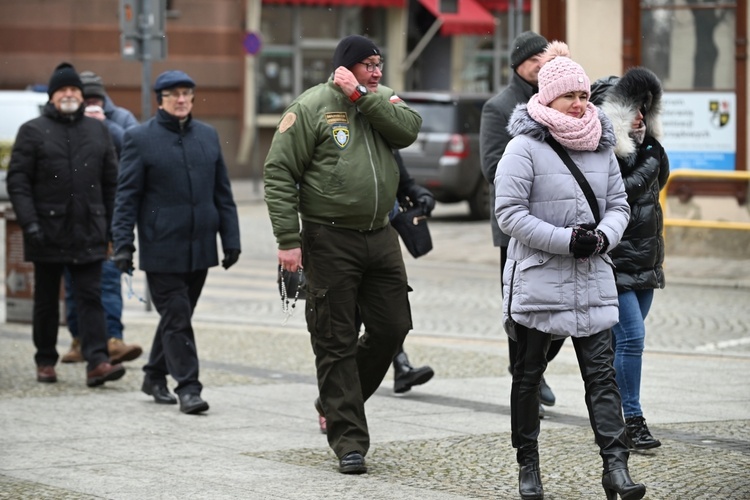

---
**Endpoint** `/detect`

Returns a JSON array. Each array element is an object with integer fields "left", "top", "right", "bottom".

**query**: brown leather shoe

[
  {"left": 61, "top": 339, "right": 84, "bottom": 363},
  {"left": 108, "top": 338, "right": 143, "bottom": 364},
  {"left": 37, "top": 365, "right": 57, "bottom": 383},
  {"left": 86, "top": 362, "right": 126, "bottom": 387}
]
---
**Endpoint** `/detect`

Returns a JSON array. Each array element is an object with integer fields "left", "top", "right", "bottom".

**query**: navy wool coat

[{"left": 112, "top": 109, "right": 240, "bottom": 273}]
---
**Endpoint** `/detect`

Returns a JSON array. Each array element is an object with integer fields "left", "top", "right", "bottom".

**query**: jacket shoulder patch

[{"left": 279, "top": 112, "right": 296, "bottom": 133}]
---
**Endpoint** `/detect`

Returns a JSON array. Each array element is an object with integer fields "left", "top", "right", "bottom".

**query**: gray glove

[
  {"left": 23, "top": 222, "right": 45, "bottom": 249},
  {"left": 112, "top": 247, "right": 134, "bottom": 274}
]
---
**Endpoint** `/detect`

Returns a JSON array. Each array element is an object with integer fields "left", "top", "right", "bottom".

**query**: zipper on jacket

[{"left": 358, "top": 112, "right": 378, "bottom": 230}]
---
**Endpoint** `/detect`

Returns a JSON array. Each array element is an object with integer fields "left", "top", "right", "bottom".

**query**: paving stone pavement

[{"left": 0, "top": 180, "right": 748, "bottom": 499}]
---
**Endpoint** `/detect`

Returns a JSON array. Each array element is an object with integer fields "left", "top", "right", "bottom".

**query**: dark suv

[{"left": 398, "top": 92, "right": 493, "bottom": 220}]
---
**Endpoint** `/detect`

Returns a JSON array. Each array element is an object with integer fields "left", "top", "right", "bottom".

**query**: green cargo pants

[{"left": 302, "top": 221, "right": 412, "bottom": 459}]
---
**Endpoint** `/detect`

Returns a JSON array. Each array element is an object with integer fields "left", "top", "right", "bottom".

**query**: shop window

[
  {"left": 262, "top": 6, "right": 294, "bottom": 45},
  {"left": 642, "top": 0, "right": 736, "bottom": 90},
  {"left": 257, "top": 52, "right": 294, "bottom": 114},
  {"left": 259, "top": 5, "right": 385, "bottom": 113}
]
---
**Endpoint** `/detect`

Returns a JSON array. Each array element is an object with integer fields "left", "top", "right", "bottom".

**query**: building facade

[{"left": 0, "top": 0, "right": 746, "bottom": 187}]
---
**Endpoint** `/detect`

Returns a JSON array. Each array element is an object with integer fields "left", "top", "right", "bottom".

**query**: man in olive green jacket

[{"left": 264, "top": 35, "right": 421, "bottom": 475}]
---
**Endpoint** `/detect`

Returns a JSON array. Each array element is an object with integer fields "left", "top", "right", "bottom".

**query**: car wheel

[{"left": 468, "top": 179, "right": 491, "bottom": 220}]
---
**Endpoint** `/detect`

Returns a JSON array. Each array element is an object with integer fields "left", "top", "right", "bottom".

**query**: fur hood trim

[
  {"left": 590, "top": 67, "right": 663, "bottom": 160},
  {"left": 507, "top": 103, "right": 616, "bottom": 152}
]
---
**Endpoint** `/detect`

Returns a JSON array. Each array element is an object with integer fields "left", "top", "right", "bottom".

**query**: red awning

[
  {"left": 474, "top": 0, "right": 530, "bottom": 12},
  {"left": 262, "top": 0, "right": 404, "bottom": 7},
  {"left": 416, "top": 0, "right": 496, "bottom": 36}
]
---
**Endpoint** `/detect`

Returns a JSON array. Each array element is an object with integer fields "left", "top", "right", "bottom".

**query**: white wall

[{"left": 566, "top": 0, "right": 623, "bottom": 82}]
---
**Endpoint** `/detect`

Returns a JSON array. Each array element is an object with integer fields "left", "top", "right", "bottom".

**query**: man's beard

[{"left": 59, "top": 98, "right": 81, "bottom": 114}]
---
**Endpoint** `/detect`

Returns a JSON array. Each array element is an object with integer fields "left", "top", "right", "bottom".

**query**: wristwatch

[{"left": 350, "top": 84, "right": 368, "bottom": 102}]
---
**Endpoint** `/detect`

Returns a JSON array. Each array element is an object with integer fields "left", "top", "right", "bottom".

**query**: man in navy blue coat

[{"left": 111, "top": 70, "right": 241, "bottom": 415}]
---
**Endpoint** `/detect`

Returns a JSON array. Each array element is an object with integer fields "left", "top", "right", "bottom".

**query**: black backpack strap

[{"left": 545, "top": 137, "right": 600, "bottom": 223}]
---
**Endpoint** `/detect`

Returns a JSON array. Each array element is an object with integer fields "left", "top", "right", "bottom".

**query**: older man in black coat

[
  {"left": 111, "top": 70, "right": 241, "bottom": 415},
  {"left": 7, "top": 62, "right": 125, "bottom": 387}
]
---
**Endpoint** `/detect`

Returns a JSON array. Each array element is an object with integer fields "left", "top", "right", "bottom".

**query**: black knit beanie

[
  {"left": 80, "top": 71, "right": 107, "bottom": 100},
  {"left": 332, "top": 35, "right": 381, "bottom": 71},
  {"left": 47, "top": 62, "right": 83, "bottom": 98},
  {"left": 510, "top": 31, "right": 548, "bottom": 69}
]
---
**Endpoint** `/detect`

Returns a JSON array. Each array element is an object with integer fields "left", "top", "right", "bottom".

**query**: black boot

[
  {"left": 519, "top": 463, "right": 544, "bottom": 499},
  {"left": 511, "top": 327, "right": 549, "bottom": 499},
  {"left": 602, "top": 469, "right": 646, "bottom": 500},
  {"left": 539, "top": 377, "right": 555, "bottom": 406},
  {"left": 393, "top": 350, "right": 434, "bottom": 393},
  {"left": 625, "top": 416, "right": 661, "bottom": 450},
  {"left": 573, "top": 330, "right": 633, "bottom": 479}
]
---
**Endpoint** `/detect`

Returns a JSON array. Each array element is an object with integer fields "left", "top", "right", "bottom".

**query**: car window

[
  {"left": 405, "top": 102, "right": 456, "bottom": 133},
  {"left": 406, "top": 100, "right": 485, "bottom": 134}
]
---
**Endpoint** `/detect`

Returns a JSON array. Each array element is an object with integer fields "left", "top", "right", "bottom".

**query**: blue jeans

[
  {"left": 612, "top": 289, "right": 654, "bottom": 418},
  {"left": 64, "top": 260, "right": 124, "bottom": 339}
]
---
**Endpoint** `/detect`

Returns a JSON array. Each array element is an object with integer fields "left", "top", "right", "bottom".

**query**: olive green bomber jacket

[{"left": 264, "top": 79, "right": 422, "bottom": 249}]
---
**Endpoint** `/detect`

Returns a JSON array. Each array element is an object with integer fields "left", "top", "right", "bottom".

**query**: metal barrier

[{"left": 660, "top": 169, "right": 750, "bottom": 230}]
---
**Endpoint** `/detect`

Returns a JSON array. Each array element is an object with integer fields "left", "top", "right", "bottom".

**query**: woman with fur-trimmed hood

[
  {"left": 495, "top": 42, "right": 646, "bottom": 500},
  {"left": 590, "top": 67, "right": 670, "bottom": 451}
]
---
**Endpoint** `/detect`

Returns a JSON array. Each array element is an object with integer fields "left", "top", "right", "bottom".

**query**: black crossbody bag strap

[{"left": 545, "top": 137, "right": 601, "bottom": 223}]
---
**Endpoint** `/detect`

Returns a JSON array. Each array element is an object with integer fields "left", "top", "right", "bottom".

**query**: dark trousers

[
  {"left": 302, "top": 222, "right": 412, "bottom": 458},
  {"left": 354, "top": 308, "right": 407, "bottom": 366},
  {"left": 144, "top": 270, "right": 207, "bottom": 396},
  {"left": 33, "top": 261, "right": 108, "bottom": 372},
  {"left": 64, "top": 259, "right": 124, "bottom": 339},
  {"left": 511, "top": 325, "right": 630, "bottom": 471},
  {"left": 501, "top": 246, "right": 565, "bottom": 371}
]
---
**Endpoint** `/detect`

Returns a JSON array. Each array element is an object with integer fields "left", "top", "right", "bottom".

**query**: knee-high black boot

[
  {"left": 511, "top": 326, "right": 550, "bottom": 500},
  {"left": 573, "top": 330, "right": 646, "bottom": 500}
]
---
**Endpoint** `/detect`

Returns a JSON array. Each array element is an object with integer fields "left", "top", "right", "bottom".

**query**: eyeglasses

[
  {"left": 160, "top": 88, "right": 194, "bottom": 99},
  {"left": 358, "top": 61, "right": 384, "bottom": 73}
]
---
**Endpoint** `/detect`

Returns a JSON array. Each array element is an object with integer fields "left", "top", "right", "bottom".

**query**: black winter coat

[
  {"left": 609, "top": 135, "right": 669, "bottom": 291},
  {"left": 591, "top": 68, "right": 670, "bottom": 292},
  {"left": 7, "top": 103, "right": 118, "bottom": 263},
  {"left": 112, "top": 109, "right": 241, "bottom": 273}
]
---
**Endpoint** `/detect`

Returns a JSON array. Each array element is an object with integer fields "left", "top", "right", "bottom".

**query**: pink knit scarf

[{"left": 527, "top": 96, "right": 602, "bottom": 151}]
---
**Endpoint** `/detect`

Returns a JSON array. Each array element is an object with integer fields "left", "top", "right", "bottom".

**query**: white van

[{"left": 0, "top": 90, "right": 48, "bottom": 199}]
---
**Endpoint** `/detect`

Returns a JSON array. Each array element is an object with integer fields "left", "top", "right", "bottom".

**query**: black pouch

[
  {"left": 390, "top": 206, "right": 433, "bottom": 258},
  {"left": 277, "top": 265, "right": 306, "bottom": 301}
]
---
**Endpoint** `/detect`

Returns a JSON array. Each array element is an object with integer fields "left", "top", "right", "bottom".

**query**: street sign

[
  {"left": 119, "top": 0, "right": 168, "bottom": 61},
  {"left": 243, "top": 32, "right": 262, "bottom": 55}
]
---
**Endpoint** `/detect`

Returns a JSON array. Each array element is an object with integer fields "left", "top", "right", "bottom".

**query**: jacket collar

[
  {"left": 43, "top": 101, "right": 84, "bottom": 123},
  {"left": 156, "top": 108, "right": 192, "bottom": 133},
  {"left": 511, "top": 70, "right": 538, "bottom": 100}
]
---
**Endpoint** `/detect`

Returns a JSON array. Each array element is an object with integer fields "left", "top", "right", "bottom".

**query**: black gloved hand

[
  {"left": 408, "top": 185, "right": 436, "bottom": 216},
  {"left": 222, "top": 249, "right": 240, "bottom": 270},
  {"left": 112, "top": 247, "right": 134, "bottom": 274},
  {"left": 23, "top": 222, "right": 45, "bottom": 250},
  {"left": 570, "top": 226, "right": 599, "bottom": 259},
  {"left": 595, "top": 229, "right": 609, "bottom": 254}
]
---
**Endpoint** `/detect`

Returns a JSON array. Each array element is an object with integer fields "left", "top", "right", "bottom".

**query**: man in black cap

[
  {"left": 111, "top": 70, "right": 241, "bottom": 415},
  {"left": 479, "top": 31, "right": 560, "bottom": 416},
  {"left": 61, "top": 70, "right": 143, "bottom": 366},
  {"left": 264, "top": 35, "right": 422, "bottom": 474},
  {"left": 7, "top": 62, "right": 125, "bottom": 387}
]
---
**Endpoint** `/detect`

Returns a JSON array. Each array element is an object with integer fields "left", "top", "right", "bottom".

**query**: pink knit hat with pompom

[{"left": 537, "top": 41, "right": 590, "bottom": 106}]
